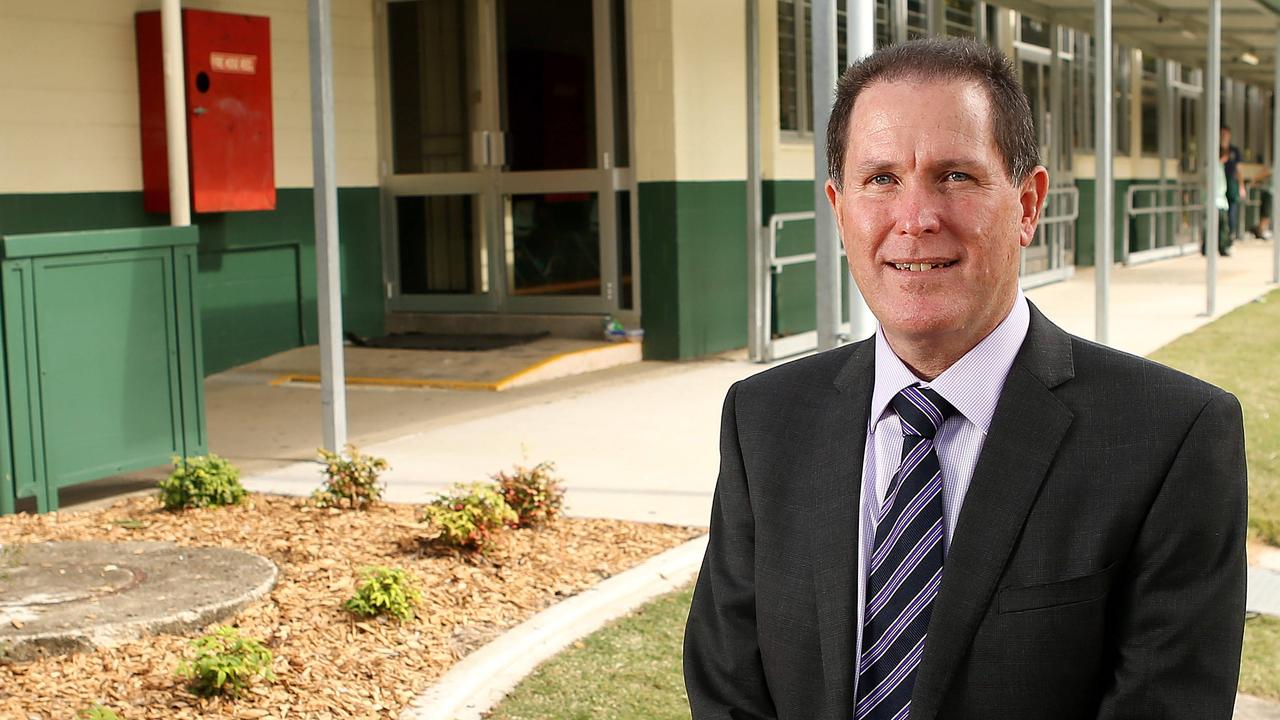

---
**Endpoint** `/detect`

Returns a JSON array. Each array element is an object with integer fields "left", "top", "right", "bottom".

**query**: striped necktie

[{"left": 855, "top": 384, "right": 955, "bottom": 720}]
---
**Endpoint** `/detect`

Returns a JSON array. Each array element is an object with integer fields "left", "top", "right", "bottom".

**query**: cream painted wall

[
  {"left": 669, "top": 0, "right": 747, "bottom": 181},
  {"left": 631, "top": 0, "right": 751, "bottom": 182},
  {"left": 630, "top": 0, "right": 678, "bottom": 182},
  {"left": 0, "top": 0, "right": 377, "bottom": 194}
]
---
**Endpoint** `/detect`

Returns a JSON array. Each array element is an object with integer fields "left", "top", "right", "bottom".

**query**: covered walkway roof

[{"left": 1001, "top": 0, "right": 1280, "bottom": 86}]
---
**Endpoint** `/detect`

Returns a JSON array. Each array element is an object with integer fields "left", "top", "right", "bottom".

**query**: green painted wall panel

[
  {"left": 676, "top": 183, "right": 748, "bottom": 358},
  {"left": 37, "top": 251, "right": 180, "bottom": 485},
  {"left": 198, "top": 246, "right": 304, "bottom": 374},
  {"left": 638, "top": 179, "right": 843, "bottom": 359},
  {"left": 638, "top": 182, "right": 680, "bottom": 360},
  {"left": 639, "top": 181, "right": 749, "bottom": 360},
  {"left": 0, "top": 188, "right": 383, "bottom": 374},
  {"left": 1074, "top": 179, "right": 1164, "bottom": 266},
  {"left": 0, "top": 232, "right": 205, "bottom": 513},
  {"left": 763, "top": 180, "right": 820, "bottom": 338}
]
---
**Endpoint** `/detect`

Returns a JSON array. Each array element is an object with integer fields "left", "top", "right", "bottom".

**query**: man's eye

[
  {"left": 945, "top": 171, "right": 971, "bottom": 182},
  {"left": 869, "top": 174, "right": 894, "bottom": 186}
]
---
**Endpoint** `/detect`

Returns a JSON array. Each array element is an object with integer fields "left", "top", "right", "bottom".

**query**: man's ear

[
  {"left": 825, "top": 179, "right": 843, "bottom": 239},
  {"left": 1018, "top": 166, "right": 1050, "bottom": 248}
]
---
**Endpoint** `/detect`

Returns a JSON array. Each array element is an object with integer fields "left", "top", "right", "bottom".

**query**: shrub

[
  {"left": 421, "top": 483, "right": 518, "bottom": 552},
  {"left": 343, "top": 565, "right": 423, "bottom": 621},
  {"left": 313, "top": 445, "right": 389, "bottom": 509},
  {"left": 176, "top": 626, "right": 275, "bottom": 698},
  {"left": 77, "top": 706, "right": 120, "bottom": 720},
  {"left": 493, "top": 461, "right": 565, "bottom": 528},
  {"left": 158, "top": 454, "right": 244, "bottom": 510}
]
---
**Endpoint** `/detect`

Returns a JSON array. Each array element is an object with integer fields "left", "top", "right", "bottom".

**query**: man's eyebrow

[
  {"left": 930, "top": 158, "right": 984, "bottom": 170},
  {"left": 849, "top": 160, "right": 900, "bottom": 175},
  {"left": 850, "top": 158, "right": 985, "bottom": 175}
]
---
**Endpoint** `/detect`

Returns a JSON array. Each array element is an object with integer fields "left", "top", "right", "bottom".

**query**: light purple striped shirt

[{"left": 852, "top": 291, "right": 1030, "bottom": 693}]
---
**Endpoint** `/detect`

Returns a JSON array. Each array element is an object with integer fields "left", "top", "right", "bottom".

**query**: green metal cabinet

[{"left": 0, "top": 226, "right": 207, "bottom": 514}]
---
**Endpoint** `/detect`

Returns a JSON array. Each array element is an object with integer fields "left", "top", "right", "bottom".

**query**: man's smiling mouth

[{"left": 890, "top": 260, "right": 958, "bottom": 272}]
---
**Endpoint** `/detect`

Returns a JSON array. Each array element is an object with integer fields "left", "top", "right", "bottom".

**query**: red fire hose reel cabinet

[{"left": 136, "top": 9, "right": 275, "bottom": 213}]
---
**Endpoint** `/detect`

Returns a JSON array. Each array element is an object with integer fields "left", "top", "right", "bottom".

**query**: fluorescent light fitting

[{"left": 1240, "top": 51, "right": 1260, "bottom": 65}]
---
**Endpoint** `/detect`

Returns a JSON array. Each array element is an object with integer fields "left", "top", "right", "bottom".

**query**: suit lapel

[
  {"left": 812, "top": 338, "right": 875, "bottom": 718},
  {"left": 909, "top": 305, "right": 1076, "bottom": 719}
]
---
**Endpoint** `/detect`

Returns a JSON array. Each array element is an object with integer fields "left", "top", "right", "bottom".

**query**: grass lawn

[
  {"left": 487, "top": 292, "right": 1280, "bottom": 717},
  {"left": 486, "top": 584, "right": 694, "bottom": 720},
  {"left": 1148, "top": 289, "right": 1280, "bottom": 546},
  {"left": 1241, "top": 614, "right": 1280, "bottom": 701}
]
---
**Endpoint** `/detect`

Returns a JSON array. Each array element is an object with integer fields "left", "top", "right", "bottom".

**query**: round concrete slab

[{"left": 0, "top": 541, "right": 277, "bottom": 662}]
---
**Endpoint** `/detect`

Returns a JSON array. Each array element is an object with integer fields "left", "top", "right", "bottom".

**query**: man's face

[
  {"left": 1222, "top": 128, "right": 1231, "bottom": 148},
  {"left": 825, "top": 79, "right": 1047, "bottom": 354}
]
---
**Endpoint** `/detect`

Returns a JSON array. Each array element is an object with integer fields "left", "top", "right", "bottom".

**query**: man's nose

[{"left": 897, "top": 182, "right": 942, "bottom": 237}]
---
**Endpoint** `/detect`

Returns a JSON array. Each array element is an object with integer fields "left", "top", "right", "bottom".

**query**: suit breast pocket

[{"left": 997, "top": 562, "right": 1118, "bottom": 614}]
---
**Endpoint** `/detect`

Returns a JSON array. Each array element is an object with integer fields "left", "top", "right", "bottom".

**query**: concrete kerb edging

[{"left": 400, "top": 533, "right": 710, "bottom": 720}]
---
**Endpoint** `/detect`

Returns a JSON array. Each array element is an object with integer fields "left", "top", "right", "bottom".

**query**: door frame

[{"left": 373, "top": 0, "right": 634, "bottom": 316}]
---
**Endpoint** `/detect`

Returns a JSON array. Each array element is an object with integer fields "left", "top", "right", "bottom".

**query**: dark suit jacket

[{"left": 684, "top": 304, "right": 1247, "bottom": 720}]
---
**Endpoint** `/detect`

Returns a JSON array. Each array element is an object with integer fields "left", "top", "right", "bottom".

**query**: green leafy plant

[
  {"left": 493, "top": 460, "right": 565, "bottom": 528},
  {"left": 157, "top": 454, "right": 244, "bottom": 510},
  {"left": 175, "top": 625, "right": 275, "bottom": 697},
  {"left": 343, "top": 565, "right": 423, "bottom": 621},
  {"left": 77, "top": 706, "right": 120, "bottom": 720},
  {"left": 421, "top": 483, "right": 518, "bottom": 552},
  {"left": 313, "top": 445, "right": 389, "bottom": 509}
]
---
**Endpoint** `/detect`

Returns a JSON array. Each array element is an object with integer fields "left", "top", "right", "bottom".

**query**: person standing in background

[{"left": 1222, "top": 125, "right": 1242, "bottom": 252}]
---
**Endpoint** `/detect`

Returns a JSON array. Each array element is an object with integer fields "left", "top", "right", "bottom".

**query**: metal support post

[
  {"left": 308, "top": 0, "right": 348, "bottom": 450},
  {"left": 1274, "top": 27, "right": 1280, "bottom": 284},
  {"left": 1049, "top": 24, "right": 1063, "bottom": 268},
  {"left": 1206, "top": 0, "right": 1221, "bottom": 316},
  {"left": 161, "top": 0, "right": 190, "bottom": 227},
  {"left": 813, "top": 0, "right": 841, "bottom": 351},
  {"left": 747, "top": 0, "right": 767, "bottom": 362},
  {"left": 845, "top": 0, "right": 877, "bottom": 342},
  {"left": 1094, "top": 0, "right": 1113, "bottom": 345}
]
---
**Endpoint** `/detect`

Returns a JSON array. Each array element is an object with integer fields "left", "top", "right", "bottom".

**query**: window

[
  {"left": 907, "top": 0, "right": 928, "bottom": 39},
  {"left": 943, "top": 0, "right": 979, "bottom": 39},
  {"left": 1073, "top": 34, "right": 1093, "bottom": 153},
  {"left": 777, "top": 0, "right": 849, "bottom": 134},
  {"left": 1140, "top": 54, "right": 1159, "bottom": 157},
  {"left": 1244, "top": 85, "right": 1266, "bottom": 163},
  {"left": 875, "top": 0, "right": 892, "bottom": 47},
  {"left": 778, "top": 0, "right": 801, "bottom": 131},
  {"left": 1114, "top": 46, "right": 1131, "bottom": 156},
  {"left": 1019, "top": 16, "right": 1051, "bottom": 48}
]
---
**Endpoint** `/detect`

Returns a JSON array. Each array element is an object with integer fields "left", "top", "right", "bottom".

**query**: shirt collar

[{"left": 870, "top": 290, "right": 1030, "bottom": 434}]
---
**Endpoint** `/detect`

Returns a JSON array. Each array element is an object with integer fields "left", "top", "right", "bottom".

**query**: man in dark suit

[{"left": 683, "top": 38, "right": 1247, "bottom": 720}]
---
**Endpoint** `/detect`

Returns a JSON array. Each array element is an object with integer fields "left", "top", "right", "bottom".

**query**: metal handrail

[
  {"left": 1122, "top": 182, "right": 1205, "bottom": 264},
  {"left": 757, "top": 210, "right": 836, "bottom": 363},
  {"left": 767, "top": 211, "right": 819, "bottom": 272},
  {"left": 1022, "top": 185, "right": 1078, "bottom": 283},
  {"left": 1041, "top": 185, "right": 1080, "bottom": 225}
]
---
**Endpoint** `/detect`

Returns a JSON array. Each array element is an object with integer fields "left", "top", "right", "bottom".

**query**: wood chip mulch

[{"left": 0, "top": 494, "right": 705, "bottom": 719}]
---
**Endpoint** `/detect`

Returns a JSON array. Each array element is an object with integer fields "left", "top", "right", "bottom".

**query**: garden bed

[{"left": 0, "top": 494, "right": 704, "bottom": 719}]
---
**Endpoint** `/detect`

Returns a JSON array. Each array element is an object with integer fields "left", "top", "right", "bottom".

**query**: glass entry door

[{"left": 379, "top": 0, "right": 631, "bottom": 314}]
